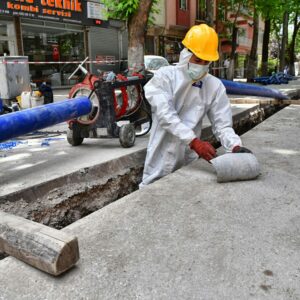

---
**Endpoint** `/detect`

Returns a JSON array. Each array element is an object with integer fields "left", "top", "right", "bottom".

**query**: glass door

[{"left": 0, "top": 21, "right": 17, "bottom": 56}]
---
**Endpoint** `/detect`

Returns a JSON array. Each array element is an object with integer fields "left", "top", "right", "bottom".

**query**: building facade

[
  {"left": 147, "top": 0, "right": 264, "bottom": 78},
  {"left": 0, "top": 0, "right": 126, "bottom": 87},
  {"left": 0, "top": 0, "right": 264, "bottom": 86},
  {"left": 146, "top": 0, "right": 198, "bottom": 64}
]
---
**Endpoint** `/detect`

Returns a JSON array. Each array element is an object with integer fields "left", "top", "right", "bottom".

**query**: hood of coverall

[
  {"left": 178, "top": 48, "right": 210, "bottom": 80},
  {"left": 177, "top": 48, "right": 193, "bottom": 66}
]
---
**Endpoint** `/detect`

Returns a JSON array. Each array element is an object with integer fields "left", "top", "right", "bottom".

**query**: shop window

[
  {"left": 164, "top": 38, "right": 182, "bottom": 64},
  {"left": 180, "top": 0, "right": 188, "bottom": 10},
  {"left": 0, "top": 40, "right": 9, "bottom": 56},
  {"left": 145, "top": 36, "right": 155, "bottom": 55},
  {"left": 0, "top": 22, "right": 17, "bottom": 56},
  {"left": 22, "top": 25, "right": 85, "bottom": 87}
]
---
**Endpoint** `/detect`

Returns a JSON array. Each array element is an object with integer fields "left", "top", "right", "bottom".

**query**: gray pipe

[{"left": 211, "top": 153, "right": 260, "bottom": 183}]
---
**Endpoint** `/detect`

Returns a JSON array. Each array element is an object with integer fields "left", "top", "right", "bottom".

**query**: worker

[
  {"left": 140, "top": 24, "right": 251, "bottom": 188},
  {"left": 223, "top": 56, "right": 230, "bottom": 79}
]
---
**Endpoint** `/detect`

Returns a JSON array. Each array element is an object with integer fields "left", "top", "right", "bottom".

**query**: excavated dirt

[
  {"left": 1, "top": 166, "right": 143, "bottom": 230},
  {"left": 203, "top": 103, "right": 286, "bottom": 147}
]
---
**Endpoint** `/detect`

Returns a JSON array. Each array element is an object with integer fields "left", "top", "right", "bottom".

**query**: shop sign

[
  {"left": 0, "top": 0, "right": 109, "bottom": 27},
  {"left": 87, "top": 2, "right": 107, "bottom": 21}
]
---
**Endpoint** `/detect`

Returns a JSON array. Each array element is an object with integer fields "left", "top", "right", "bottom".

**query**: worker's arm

[
  {"left": 144, "top": 69, "right": 196, "bottom": 144},
  {"left": 207, "top": 84, "right": 242, "bottom": 152}
]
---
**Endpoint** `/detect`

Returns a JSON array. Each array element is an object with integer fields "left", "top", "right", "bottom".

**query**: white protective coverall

[{"left": 140, "top": 48, "right": 242, "bottom": 187}]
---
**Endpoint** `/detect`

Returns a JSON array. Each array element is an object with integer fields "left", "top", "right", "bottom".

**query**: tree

[
  {"left": 246, "top": 4, "right": 259, "bottom": 82},
  {"left": 205, "top": 0, "right": 214, "bottom": 26},
  {"left": 279, "top": 11, "right": 289, "bottom": 71},
  {"left": 103, "top": 0, "right": 157, "bottom": 73},
  {"left": 261, "top": 18, "right": 271, "bottom": 76},
  {"left": 217, "top": 0, "right": 254, "bottom": 80},
  {"left": 268, "top": 0, "right": 300, "bottom": 75},
  {"left": 255, "top": 0, "right": 282, "bottom": 76},
  {"left": 255, "top": 0, "right": 299, "bottom": 75},
  {"left": 217, "top": 0, "right": 241, "bottom": 80},
  {"left": 287, "top": 3, "right": 300, "bottom": 75}
]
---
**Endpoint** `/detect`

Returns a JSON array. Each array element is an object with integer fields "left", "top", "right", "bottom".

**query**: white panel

[{"left": 89, "top": 27, "right": 121, "bottom": 74}]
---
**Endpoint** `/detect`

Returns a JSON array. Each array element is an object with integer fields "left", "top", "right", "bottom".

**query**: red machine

[{"left": 67, "top": 57, "right": 152, "bottom": 147}]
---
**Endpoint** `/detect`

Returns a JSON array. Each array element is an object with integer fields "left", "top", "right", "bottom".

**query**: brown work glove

[
  {"left": 232, "top": 145, "right": 252, "bottom": 154},
  {"left": 190, "top": 138, "right": 216, "bottom": 161}
]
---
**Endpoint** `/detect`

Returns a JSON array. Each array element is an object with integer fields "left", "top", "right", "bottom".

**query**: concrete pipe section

[{"left": 211, "top": 152, "right": 260, "bottom": 183}]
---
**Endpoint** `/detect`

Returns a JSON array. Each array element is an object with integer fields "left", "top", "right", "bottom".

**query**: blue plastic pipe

[
  {"left": 0, "top": 96, "right": 92, "bottom": 143},
  {"left": 221, "top": 79, "right": 288, "bottom": 100}
]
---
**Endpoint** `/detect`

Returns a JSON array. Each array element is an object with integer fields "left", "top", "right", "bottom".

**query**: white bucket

[
  {"left": 20, "top": 91, "right": 44, "bottom": 108},
  {"left": 31, "top": 95, "right": 44, "bottom": 107},
  {"left": 20, "top": 91, "right": 31, "bottom": 109}
]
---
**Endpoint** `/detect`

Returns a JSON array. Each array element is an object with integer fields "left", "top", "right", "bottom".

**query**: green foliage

[
  {"left": 103, "top": 0, "right": 139, "bottom": 19},
  {"left": 295, "top": 29, "right": 300, "bottom": 55},
  {"left": 266, "top": 58, "right": 278, "bottom": 75},
  {"left": 237, "top": 54, "right": 246, "bottom": 68},
  {"left": 255, "top": 0, "right": 283, "bottom": 20},
  {"left": 257, "top": 57, "right": 278, "bottom": 76},
  {"left": 148, "top": 1, "right": 160, "bottom": 25},
  {"left": 103, "top": 0, "right": 159, "bottom": 23},
  {"left": 60, "top": 39, "right": 72, "bottom": 55},
  {"left": 198, "top": 0, "right": 205, "bottom": 10}
]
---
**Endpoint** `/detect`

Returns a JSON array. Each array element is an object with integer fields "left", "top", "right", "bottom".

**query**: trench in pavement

[{"left": 0, "top": 103, "right": 288, "bottom": 260}]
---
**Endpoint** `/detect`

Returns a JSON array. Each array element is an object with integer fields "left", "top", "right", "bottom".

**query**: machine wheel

[
  {"left": 135, "top": 108, "right": 152, "bottom": 137},
  {"left": 67, "top": 125, "right": 84, "bottom": 146},
  {"left": 119, "top": 124, "right": 136, "bottom": 148}
]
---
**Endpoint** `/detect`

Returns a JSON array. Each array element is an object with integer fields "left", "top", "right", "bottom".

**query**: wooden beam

[
  {"left": 0, "top": 211, "right": 79, "bottom": 276},
  {"left": 230, "top": 98, "right": 300, "bottom": 105}
]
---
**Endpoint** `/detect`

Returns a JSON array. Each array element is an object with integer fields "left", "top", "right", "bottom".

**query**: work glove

[
  {"left": 190, "top": 138, "right": 216, "bottom": 161},
  {"left": 232, "top": 145, "right": 252, "bottom": 154}
]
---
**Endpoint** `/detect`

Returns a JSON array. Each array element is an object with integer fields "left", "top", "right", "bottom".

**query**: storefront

[
  {"left": 156, "top": 27, "right": 187, "bottom": 64},
  {"left": 21, "top": 19, "right": 86, "bottom": 86},
  {"left": 0, "top": 16, "right": 18, "bottom": 56},
  {"left": 162, "top": 36, "right": 182, "bottom": 63},
  {"left": 0, "top": 0, "right": 123, "bottom": 87},
  {"left": 145, "top": 26, "right": 184, "bottom": 64}
]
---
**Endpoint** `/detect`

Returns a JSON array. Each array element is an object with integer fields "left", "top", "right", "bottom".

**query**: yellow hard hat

[{"left": 182, "top": 24, "right": 219, "bottom": 61}]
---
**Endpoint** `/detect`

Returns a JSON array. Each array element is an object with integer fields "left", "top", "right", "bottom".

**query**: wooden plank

[
  {"left": 276, "top": 99, "right": 300, "bottom": 105},
  {"left": 0, "top": 211, "right": 80, "bottom": 276},
  {"left": 230, "top": 98, "right": 300, "bottom": 105}
]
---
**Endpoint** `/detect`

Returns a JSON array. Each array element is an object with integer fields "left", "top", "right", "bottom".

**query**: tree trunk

[
  {"left": 279, "top": 11, "right": 289, "bottom": 72},
  {"left": 287, "top": 12, "right": 300, "bottom": 75},
  {"left": 206, "top": 0, "right": 214, "bottom": 26},
  {"left": 228, "top": 2, "right": 241, "bottom": 80},
  {"left": 228, "top": 26, "right": 238, "bottom": 80},
  {"left": 261, "top": 18, "right": 271, "bottom": 76},
  {"left": 246, "top": 7, "right": 259, "bottom": 82},
  {"left": 127, "top": 0, "right": 154, "bottom": 74},
  {"left": 13, "top": 17, "right": 23, "bottom": 55}
]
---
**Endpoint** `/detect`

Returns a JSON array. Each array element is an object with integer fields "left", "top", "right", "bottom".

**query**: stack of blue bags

[{"left": 254, "top": 72, "right": 294, "bottom": 85}]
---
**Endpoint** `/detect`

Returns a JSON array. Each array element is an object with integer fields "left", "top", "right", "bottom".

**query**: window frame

[{"left": 179, "top": 0, "right": 188, "bottom": 11}]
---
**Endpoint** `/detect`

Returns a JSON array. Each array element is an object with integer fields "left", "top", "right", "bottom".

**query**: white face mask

[{"left": 187, "top": 62, "right": 210, "bottom": 80}]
